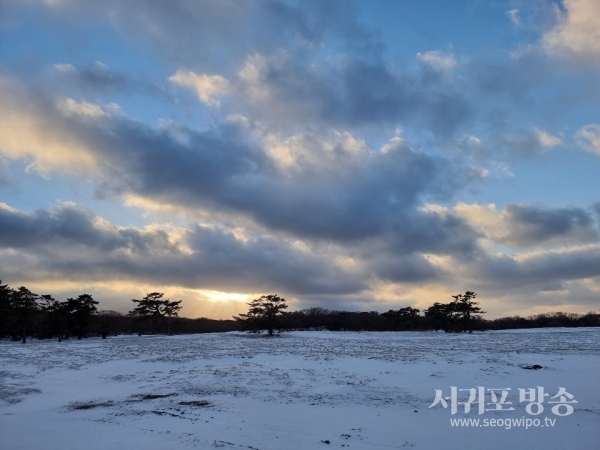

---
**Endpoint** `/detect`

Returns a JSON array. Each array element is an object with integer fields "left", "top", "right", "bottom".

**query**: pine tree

[
  {"left": 234, "top": 294, "right": 288, "bottom": 336},
  {"left": 66, "top": 294, "right": 99, "bottom": 339},
  {"left": 0, "top": 281, "right": 12, "bottom": 338},
  {"left": 10, "top": 286, "right": 40, "bottom": 343},
  {"left": 128, "top": 292, "right": 182, "bottom": 335},
  {"left": 424, "top": 302, "right": 459, "bottom": 332},
  {"left": 451, "top": 291, "right": 484, "bottom": 333},
  {"left": 96, "top": 310, "right": 122, "bottom": 339},
  {"left": 40, "top": 295, "right": 65, "bottom": 341},
  {"left": 382, "top": 307, "right": 421, "bottom": 330}
]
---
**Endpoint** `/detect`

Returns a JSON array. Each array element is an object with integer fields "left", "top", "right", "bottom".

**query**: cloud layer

[{"left": 1, "top": 0, "right": 599, "bottom": 318}]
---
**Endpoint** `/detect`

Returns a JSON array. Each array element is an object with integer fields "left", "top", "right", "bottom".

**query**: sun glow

[{"left": 197, "top": 290, "right": 254, "bottom": 303}]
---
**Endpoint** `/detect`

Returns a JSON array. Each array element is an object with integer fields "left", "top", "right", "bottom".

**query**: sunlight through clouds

[{"left": 0, "top": 0, "right": 599, "bottom": 318}]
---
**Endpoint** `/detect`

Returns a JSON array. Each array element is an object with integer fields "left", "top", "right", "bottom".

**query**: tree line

[
  {"left": 234, "top": 292, "right": 488, "bottom": 334},
  {"left": 234, "top": 291, "right": 599, "bottom": 335},
  {"left": 0, "top": 281, "right": 233, "bottom": 342},
  {"left": 1, "top": 280, "right": 598, "bottom": 342}
]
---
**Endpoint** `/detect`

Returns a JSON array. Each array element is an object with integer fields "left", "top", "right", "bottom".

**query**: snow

[{"left": 1, "top": 328, "right": 599, "bottom": 449}]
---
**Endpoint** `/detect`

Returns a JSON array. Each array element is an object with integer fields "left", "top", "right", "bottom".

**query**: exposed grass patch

[
  {"left": 179, "top": 400, "right": 211, "bottom": 407},
  {"left": 68, "top": 400, "right": 114, "bottom": 411},
  {"left": 133, "top": 393, "right": 177, "bottom": 400},
  {"left": 521, "top": 364, "right": 543, "bottom": 370},
  {"left": 0, "top": 387, "right": 42, "bottom": 405}
]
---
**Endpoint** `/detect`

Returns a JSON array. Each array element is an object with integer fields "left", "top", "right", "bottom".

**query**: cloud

[
  {"left": 417, "top": 50, "right": 457, "bottom": 71},
  {"left": 454, "top": 203, "right": 599, "bottom": 249},
  {"left": 39, "top": 62, "right": 175, "bottom": 104},
  {"left": 0, "top": 202, "right": 155, "bottom": 251},
  {"left": 506, "top": 9, "right": 520, "bottom": 26},
  {"left": 0, "top": 202, "right": 476, "bottom": 310},
  {"left": 11, "top": 0, "right": 382, "bottom": 68},
  {"left": 385, "top": 208, "right": 481, "bottom": 256},
  {"left": 543, "top": 0, "right": 600, "bottom": 65},
  {"left": 57, "top": 97, "right": 118, "bottom": 119},
  {"left": 0, "top": 75, "right": 99, "bottom": 172},
  {"left": 0, "top": 202, "right": 364, "bottom": 296},
  {"left": 202, "top": 51, "right": 473, "bottom": 135},
  {"left": 48, "top": 62, "right": 131, "bottom": 93},
  {"left": 0, "top": 77, "right": 472, "bottom": 243},
  {"left": 2, "top": 1, "right": 598, "bottom": 318},
  {"left": 9, "top": 3, "right": 472, "bottom": 137},
  {"left": 576, "top": 124, "right": 600, "bottom": 155},
  {"left": 472, "top": 244, "right": 600, "bottom": 289},
  {"left": 502, "top": 204, "right": 598, "bottom": 247},
  {"left": 498, "top": 127, "right": 563, "bottom": 157},
  {"left": 489, "top": 161, "right": 514, "bottom": 178},
  {"left": 169, "top": 71, "right": 229, "bottom": 105}
]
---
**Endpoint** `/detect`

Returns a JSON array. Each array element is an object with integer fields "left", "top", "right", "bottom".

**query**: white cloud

[
  {"left": 57, "top": 98, "right": 115, "bottom": 118},
  {"left": 506, "top": 9, "right": 520, "bottom": 26},
  {"left": 52, "top": 63, "right": 77, "bottom": 74},
  {"left": 490, "top": 161, "right": 514, "bottom": 178},
  {"left": 543, "top": 0, "right": 600, "bottom": 64},
  {"left": 380, "top": 136, "right": 406, "bottom": 154},
  {"left": 416, "top": 50, "right": 457, "bottom": 71},
  {"left": 169, "top": 71, "right": 229, "bottom": 106},
  {"left": 0, "top": 77, "right": 101, "bottom": 172},
  {"left": 535, "top": 127, "right": 563, "bottom": 149},
  {"left": 575, "top": 124, "right": 600, "bottom": 155},
  {"left": 466, "top": 135, "right": 482, "bottom": 146},
  {"left": 264, "top": 130, "right": 369, "bottom": 171}
]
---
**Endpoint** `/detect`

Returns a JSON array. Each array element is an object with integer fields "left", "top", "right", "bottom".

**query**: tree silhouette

[
  {"left": 235, "top": 294, "right": 288, "bottom": 336},
  {"left": 40, "top": 295, "right": 68, "bottom": 341},
  {"left": 382, "top": 307, "right": 421, "bottom": 330},
  {"left": 424, "top": 302, "right": 458, "bottom": 332},
  {"left": 67, "top": 294, "right": 99, "bottom": 339},
  {"left": 0, "top": 281, "right": 12, "bottom": 338},
  {"left": 96, "top": 310, "right": 123, "bottom": 339},
  {"left": 128, "top": 292, "right": 182, "bottom": 335},
  {"left": 9, "top": 286, "right": 40, "bottom": 343},
  {"left": 451, "top": 291, "right": 484, "bottom": 333}
]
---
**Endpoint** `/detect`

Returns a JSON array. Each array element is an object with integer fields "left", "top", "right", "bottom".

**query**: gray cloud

[
  {"left": 367, "top": 253, "right": 441, "bottom": 284},
  {"left": 217, "top": 52, "right": 473, "bottom": 136},
  {"left": 32, "top": 62, "right": 182, "bottom": 107},
  {"left": 495, "top": 128, "right": 562, "bottom": 158},
  {"left": 100, "top": 120, "right": 465, "bottom": 242},
  {"left": 0, "top": 203, "right": 364, "bottom": 295},
  {"left": 10, "top": 0, "right": 473, "bottom": 135},
  {"left": 0, "top": 79, "right": 473, "bottom": 244},
  {"left": 471, "top": 246, "right": 600, "bottom": 291},
  {"left": 47, "top": 62, "right": 131, "bottom": 93},
  {"left": 501, "top": 204, "right": 598, "bottom": 247},
  {"left": 0, "top": 203, "right": 176, "bottom": 254},
  {"left": 0, "top": 204, "right": 482, "bottom": 293},
  {"left": 386, "top": 210, "right": 481, "bottom": 256},
  {"left": 2, "top": 0, "right": 599, "bottom": 317}
]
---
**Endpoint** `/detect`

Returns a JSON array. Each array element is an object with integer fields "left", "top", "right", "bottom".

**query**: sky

[{"left": 1, "top": 0, "right": 599, "bottom": 319}]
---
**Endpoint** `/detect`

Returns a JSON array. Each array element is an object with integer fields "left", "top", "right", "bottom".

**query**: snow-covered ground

[{"left": 1, "top": 328, "right": 599, "bottom": 450}]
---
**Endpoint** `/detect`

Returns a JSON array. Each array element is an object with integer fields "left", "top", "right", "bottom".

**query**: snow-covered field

[{"left": 1, "top": 328, "right": 599, "bottom": 450}]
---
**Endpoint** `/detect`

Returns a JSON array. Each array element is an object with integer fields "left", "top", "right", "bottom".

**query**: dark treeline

[
  {"left": 0, "top": 281, "right": 598, "bottom": 342},
  {"left": 0, "top": 280, "right": 235, "bottom": 342},
  {"left": 280, "top": 308, "right": 600, "bottom": 332}
]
